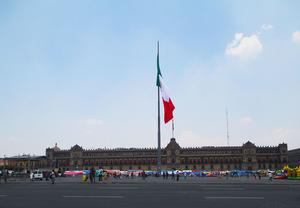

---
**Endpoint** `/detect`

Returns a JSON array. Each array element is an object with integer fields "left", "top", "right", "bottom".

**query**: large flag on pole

[{"left": 156, "top": 48, "right": 175, "bottom": 124}]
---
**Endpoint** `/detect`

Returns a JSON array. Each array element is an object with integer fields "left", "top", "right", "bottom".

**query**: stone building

[
  {"left": 3, "top": 155, "right": 47, "bottom": 171},
  {"left": 288, "top": 148, "right": 300, "bottom": 167},
  {"left": 0, "top": 159, "right": 4, "bottom": 167},
  {"left": 46, "top": 138, "right": 288, "bottom": 171}
]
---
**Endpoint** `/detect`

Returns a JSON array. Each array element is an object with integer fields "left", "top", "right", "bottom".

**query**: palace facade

[
  {"left": 45, "top": 138, "right": 288, "bottom": 171},
  {"left": 288, "top": 148, "right": 300, "bottom": 167}
]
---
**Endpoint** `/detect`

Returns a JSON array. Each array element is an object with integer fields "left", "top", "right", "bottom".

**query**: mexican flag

[{"left": 156, "top": 50, "right": 175, "bottom": 124}]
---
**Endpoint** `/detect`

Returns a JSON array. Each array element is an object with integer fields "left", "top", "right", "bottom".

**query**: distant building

[
  {"left": 2, "top": 155, "right": 47, "bottom": 171},
  {"left": 0, "top": 159, "right": 4, "bottom": 167},
  {"left": 288, "top": 148, "right": 300, "bottom": 166},
  {"left": 45, "top": 138, "right": 288, "bottom": 171}
]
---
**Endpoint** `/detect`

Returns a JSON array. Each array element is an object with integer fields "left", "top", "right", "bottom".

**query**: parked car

[{"left": 32, "top": 170, "right": 43, "bottom": 180}]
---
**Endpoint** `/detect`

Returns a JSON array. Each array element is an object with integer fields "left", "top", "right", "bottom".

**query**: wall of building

[
  {"left": 45, "top": 139, "right": 288, "bottom": 171},
  {"left": 288, "top": 148, "right": 300, "bottom": 166},
  {"left": 3, "top": 156, "right": 48, "bottom": 171}
]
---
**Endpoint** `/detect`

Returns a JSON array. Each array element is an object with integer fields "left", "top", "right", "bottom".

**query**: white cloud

[
  {"left": 240, "top": 116, "right": 253, "bottom": 126},
  {"left": 226, "top": 33, "right": 263, "bottom": 60},
  {"left": 292, "top": 31, "right": 300, "bottom": 43},
  {"left": 261, "top": 24, "right": 273, "bottom": 30}
]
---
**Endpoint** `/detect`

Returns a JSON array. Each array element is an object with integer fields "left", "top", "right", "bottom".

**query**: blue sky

[{"left": 1, "top": 0, "right": 300, "bottom": 156}]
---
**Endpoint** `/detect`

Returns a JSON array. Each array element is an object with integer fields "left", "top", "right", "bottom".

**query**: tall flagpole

[
  {"left": 226, "top": 107, "right": 230, "bottom": 146},
  {"left": 157, "top": 41, "right": 161, "bottom": 172},
  {"left": 172, "top": 119, "right": 174, "bottom": 138}
]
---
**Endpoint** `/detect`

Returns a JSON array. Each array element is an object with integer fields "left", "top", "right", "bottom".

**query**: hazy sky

[{"left": 1, "top": 0, "right": 300, "bottom": 156}]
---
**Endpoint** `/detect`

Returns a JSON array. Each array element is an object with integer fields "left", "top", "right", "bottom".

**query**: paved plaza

[{"left": 1, "top": 177, "right": 300, "bottom": 208}]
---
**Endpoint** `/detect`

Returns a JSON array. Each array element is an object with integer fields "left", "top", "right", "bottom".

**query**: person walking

[
  {"left": 89, "top": 168, "right": 93, "bottom": 184},
  {"left": 268, "top": 172, "right": 273, "bottom": 182},
  {"left": 142, "top": 170, "right": 146, "bottom": 180},
  {"left": 45, "top": 171, "right": 49, "bottom": 181},
  {"left": 30, "top": 171, "right": 34, "bottom": 181},
  {"left": 184, "top": 172, "right": 187, "bottom": 180},
  {"left": 50, "top": 170, "right": 55, "bottom": 184},
  {"left": 91, "top": 167, "right": 96, "bottom": 183},
  {"left": 3, "top": 170, "right": 8, "bottom": 183},
  {"left": 98, "top": 170, "right": 103, "bottom": 182},
  {"left": 226, "top": 171, "right": 229, "bottom": 180}
]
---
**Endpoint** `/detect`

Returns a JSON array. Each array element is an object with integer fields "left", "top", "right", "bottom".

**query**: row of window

[
  {"left": 182, "top": 151, "right": 242, "bottom": 155},
  {"left": 56, "top": 158, "right": 244, "bottom": 166},
  {"left": 258, "top": 163, "right": 280, "bottom": 169},
  {"left": 256, "top": 158, "right": 285, "bottom": 163},
  {"left": 81, "top": 152, "right": 158, "bottom": 157},
  {"left": 184, "top": 158, "right": 242, "bottom": 164},
  {"left": 54, "top": 158, "right": 286, "bottom": 167}
]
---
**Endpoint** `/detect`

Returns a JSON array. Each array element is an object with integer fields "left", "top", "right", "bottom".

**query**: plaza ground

[{"left": 1, "top": 177, "right": 300, "bottom": 208}]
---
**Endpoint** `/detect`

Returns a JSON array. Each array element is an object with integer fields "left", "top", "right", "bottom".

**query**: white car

[{"left": 33, "top": 170, "right": 43, "bottom": 180}]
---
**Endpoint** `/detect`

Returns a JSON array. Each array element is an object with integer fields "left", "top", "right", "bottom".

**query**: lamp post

[
  {"left": 28, "top": 155, "right": 32, "bottom": 173},
  {"left": 0, "top": 155, "right": 5, "bottom": 183},
  {"left": 3, "top": 154, "right": 7, "bottom": 183},
  {"left": 3, "top": 154, "right": 5, "bottom": 171}
]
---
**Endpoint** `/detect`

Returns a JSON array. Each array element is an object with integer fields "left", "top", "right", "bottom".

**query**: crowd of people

[
  {"left": 79, "top": 169, "right": 272, "bottom": 184},
  {"left": 0, "top": 168, "right": 280, "bottom": 184}
]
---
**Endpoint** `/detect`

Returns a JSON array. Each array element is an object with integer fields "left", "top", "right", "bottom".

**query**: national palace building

[
  {"left": 2, "top": 138, "right": 291, "bottom": 171},
  {"left": 44, "top": 138, "right": 289, "bottom": 171}
]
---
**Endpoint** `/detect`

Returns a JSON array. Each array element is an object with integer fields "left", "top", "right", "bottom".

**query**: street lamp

[
  {"left": 3, "top": 154, "right": 7, "bottom": 183},
  {"left": 3, "top": 154, "right": 5, "bottom": 170}
]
